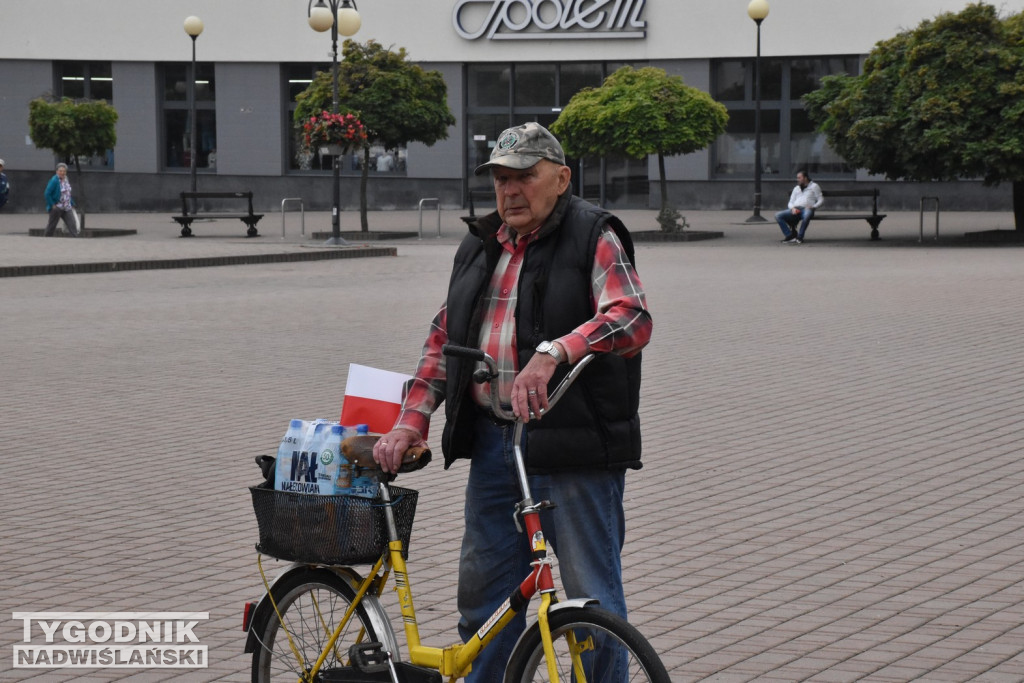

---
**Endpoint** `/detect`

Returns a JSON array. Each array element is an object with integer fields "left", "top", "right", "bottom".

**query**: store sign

[{"left": 453, "top": 0, "right": 647, "bottom": 41}]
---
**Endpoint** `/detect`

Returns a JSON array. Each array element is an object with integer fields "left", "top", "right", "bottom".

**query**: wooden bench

[
  {"left": 172, "top": 191, "right": 264, "bottom": 237},
  {"left": 813, "top": 189, "right": 887, "bottom": 241}
]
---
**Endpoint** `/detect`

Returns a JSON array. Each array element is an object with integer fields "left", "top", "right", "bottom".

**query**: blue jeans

[
  {"left": 776, "top": 207, "right": 814, "bottom": 239},
  {"left": 457, "top": 415, "right": 627, "bottom": 682}
]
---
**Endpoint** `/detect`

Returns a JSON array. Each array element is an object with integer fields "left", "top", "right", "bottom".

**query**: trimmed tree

[
  {"left": 295, "top": 40, "right": 455, "bottom": 232},
  {"left": 28, "top": 97, "right": 118, "bottom": 229},
  {"left": 551, "top": 66, "right": 727, "bottom": 232},
  {"left": 803, "top": 2, "right": 1024, "bottom": 230}
]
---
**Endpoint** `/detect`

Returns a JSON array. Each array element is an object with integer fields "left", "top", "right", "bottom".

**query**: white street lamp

[
  {"left": 746, "top": 0, "right": 769, "bottom": 223},
  {"left": 184, "top": 16, "right": 204, "bottom": 206},
  {"left": 308, "top": 0, "right": 361, "bottom": 246}
]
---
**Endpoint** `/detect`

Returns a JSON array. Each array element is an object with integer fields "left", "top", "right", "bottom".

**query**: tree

[
  {"left": 803, "top": 2, "right": 1024, "bottom": 230},
  {"left": 28, "top": 97, "right": 118, "bottom": 229},
  {"left": 295, "top": 40, "right": 455, "bottom": 231},
  {"left": 551, "top": 66, "right": 727, "bottom": 232}
]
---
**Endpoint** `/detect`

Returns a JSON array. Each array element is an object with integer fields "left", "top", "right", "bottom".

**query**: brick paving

[{"left": 1, "top": 207, "right": 1023, "bottom": 681}]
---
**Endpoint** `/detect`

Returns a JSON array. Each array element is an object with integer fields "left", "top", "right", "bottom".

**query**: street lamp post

[
  {"left": 746, "top": 0, "right": 769, "bottom": 223},
  {"left": 184, "top": 16, "right": 204, "bottom": 209},
  {"left": 308, "top": 0, "right": 361, "bottom": 246}
]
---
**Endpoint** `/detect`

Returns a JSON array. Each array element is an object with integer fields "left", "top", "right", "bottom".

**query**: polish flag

[{"left": 340, "top": 364, "right": 412, "bottom": 435}]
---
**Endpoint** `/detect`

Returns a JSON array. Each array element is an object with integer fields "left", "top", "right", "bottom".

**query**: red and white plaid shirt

[{"left": 394, "top": 221, "right": 651, "bottom": 438}]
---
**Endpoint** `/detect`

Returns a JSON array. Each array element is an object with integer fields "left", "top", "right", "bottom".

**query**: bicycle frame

[{"left": 264, "top": 349, "right": 597, "bottom": 682}]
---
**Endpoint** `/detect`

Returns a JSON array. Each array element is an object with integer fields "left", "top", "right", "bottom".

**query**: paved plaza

[{"left": 1, "top": 207, "right": 1023, "bottom": 681}]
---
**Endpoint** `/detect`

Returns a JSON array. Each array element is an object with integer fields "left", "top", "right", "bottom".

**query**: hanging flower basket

[{"left": 301, "top": 110, "right": 367, "bottom": 156}]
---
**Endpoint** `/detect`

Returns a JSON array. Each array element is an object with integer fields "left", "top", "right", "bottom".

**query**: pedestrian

[
  {"left": 0, "top": 158, "right": 9, "bottom": 210},
  {"left": 372, "top": 122, "right": 653, "bottom": 681},
  {"left": 44, "top": 162, "right": 79, "bottom": 237},
  {"left": 776, "top": 169, "right": 823, "bottom": 244},
  {"left": 375, "top": 151, "right": 394, "bottom": 172}
]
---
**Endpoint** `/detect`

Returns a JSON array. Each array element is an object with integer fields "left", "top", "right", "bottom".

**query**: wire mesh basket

[{"left": 249, "top": 485, "right": 417, "bottom": 565}]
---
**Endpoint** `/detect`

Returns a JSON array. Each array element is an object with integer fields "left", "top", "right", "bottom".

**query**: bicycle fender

[
  {"left": 548, "top": 598, "right": 599, "bottom": 612},
  {"left": 324, "top": 566, "right": 401, "bottom": 658},
  {"left": 502, "top": 598, "right": 600, "bottom": 665},
  {"left": 243, "top": 563, "right": 400, "bottom": 659}
]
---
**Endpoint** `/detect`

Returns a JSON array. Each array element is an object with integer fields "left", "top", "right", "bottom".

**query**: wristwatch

[{"left": 536, "top": 340, "right": 564, "bottom": 364}]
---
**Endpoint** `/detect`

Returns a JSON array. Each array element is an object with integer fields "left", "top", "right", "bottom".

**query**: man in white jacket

[{"left": 776, "top": 170, "right": 823, "bottom": 244}]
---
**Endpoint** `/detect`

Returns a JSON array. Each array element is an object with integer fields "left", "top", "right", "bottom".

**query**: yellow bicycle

[{"left": 244, "top": 345, "right": 669, "bottom": 682}]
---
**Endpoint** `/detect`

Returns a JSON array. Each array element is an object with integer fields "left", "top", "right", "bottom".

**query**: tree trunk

[
  {"left": 360, "top": 147, "right": 369, "bottom": 232},
  {"left": 658, "top": 153, "right": 668, "bottom": 214},
  {"left": 1014, "top": 180, "right": 1023, "bottom": 231}
]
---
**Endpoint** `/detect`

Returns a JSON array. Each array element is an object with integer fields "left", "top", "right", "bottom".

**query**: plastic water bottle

[
  {"left": 350, "top": 423, "right": 381, "bottom": 498},
  {"left": 275, "top": 419, "right": 307, "bottom": 491},
  {"left": 322, "top": 424, "right": 345, "bottom": 494},
  {"left": 336, "top": 425, "right": 358, "bottom": 492},
  {"left": 279, "top": 419, "right": 305, "bottom": 458}
]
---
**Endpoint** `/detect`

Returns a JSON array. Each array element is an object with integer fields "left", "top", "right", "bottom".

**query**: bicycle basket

[{"left": 249, "top": 485, "right": 417, "bottom": 565}]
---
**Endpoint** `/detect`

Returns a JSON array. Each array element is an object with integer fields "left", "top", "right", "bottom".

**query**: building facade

[{"left": 1, "top": 0, "right": 1019, "bottom": 213}]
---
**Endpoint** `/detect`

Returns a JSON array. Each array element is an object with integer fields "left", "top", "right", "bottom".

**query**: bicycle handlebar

[{"left": 441, "top": 343, "right": 595, "bottom": 423}]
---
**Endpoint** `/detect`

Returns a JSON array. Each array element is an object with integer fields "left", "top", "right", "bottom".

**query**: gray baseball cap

[
  {"left": 474, "top": 122, "right": 566, "bottom": 175},
  {"left": 0, "top": 159, "right": 5, "bottom": 167}
]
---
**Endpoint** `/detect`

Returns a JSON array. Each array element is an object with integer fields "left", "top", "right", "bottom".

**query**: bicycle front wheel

[
  {"left": 504, "top": 606, "right": 670, "bottom": 683},
  {"left": 251, "top": 567, "right": 380, "bottom": 683}
]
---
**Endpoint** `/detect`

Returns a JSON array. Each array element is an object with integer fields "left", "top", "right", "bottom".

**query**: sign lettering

[{"left": 453, "top": 0, "right": 646, "bottom": 41}]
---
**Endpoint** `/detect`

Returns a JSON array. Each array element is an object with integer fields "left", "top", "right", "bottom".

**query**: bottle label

[{"left": 274, "top": 419, "right": 352, "bottom": 495}]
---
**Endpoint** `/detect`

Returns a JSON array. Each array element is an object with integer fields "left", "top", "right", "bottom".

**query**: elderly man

[{"left": 374, "top": 122, "right": 652, "bottom": 680}]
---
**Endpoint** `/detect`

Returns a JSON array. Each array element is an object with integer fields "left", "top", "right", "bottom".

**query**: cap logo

[{"left": 497, "top": 132, "right": 520, "bottom": 151}]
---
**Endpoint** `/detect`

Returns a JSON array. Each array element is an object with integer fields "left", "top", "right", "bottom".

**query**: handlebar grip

[
  {"left": 442, "top": 343, "right": 487, "bottom": 361},
  {"left": 341, "top": 435, "right": 432, "bottom": 473}
]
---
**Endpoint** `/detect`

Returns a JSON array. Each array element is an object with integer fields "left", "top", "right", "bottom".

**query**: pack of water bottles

[{"left": 274, "top": 419, "right": 380, "bottom": 498}]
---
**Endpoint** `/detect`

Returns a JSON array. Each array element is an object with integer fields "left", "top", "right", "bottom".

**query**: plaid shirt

[{"left": 394, "top": 221, "right": 651, "bottom": 438}]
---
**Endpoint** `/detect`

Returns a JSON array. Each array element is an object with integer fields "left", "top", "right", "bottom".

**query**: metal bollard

[
  {"left": 418, "top": 198, "right": 441, "bottom": 239},
  {"left": 919, "top": 196, "right": 939, "bottom": 243},
  {"left": 281, "top": 198, "right": 305, "bottom": 238}
]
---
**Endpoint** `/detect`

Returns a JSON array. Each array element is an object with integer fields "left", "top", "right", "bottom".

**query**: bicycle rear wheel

[
  {"left": 504, "top": 606, "right": 670, "bottom": 683},
  {"left": 251, "top": 567, "right": 379, "bottom": 682}
]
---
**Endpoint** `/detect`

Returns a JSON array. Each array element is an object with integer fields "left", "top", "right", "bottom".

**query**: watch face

[{"left": 537, "top": 341, "right": 552, "bottom": 353}]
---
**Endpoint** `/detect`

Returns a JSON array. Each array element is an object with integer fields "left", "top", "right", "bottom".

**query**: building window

[
  {"left": 161, "top": 63, "right": 216, "bottom": 170},
  {"left": 58, "top": 61, "right": 113, "bottom": 101},
  {"left": 55, "top": 62, "right": 114, "bottom": 168},
  {"left": 466, "top": 62, "right": 647, "bottom": 209},
  {"left": 711, "top": 56, "right": 858, "bottom": 178},
  {"left": 514, "top": 64, "right": 556, "bottom": 108},
  {"left": 284, "top": 64, "right": 405, "bottom": 175}
]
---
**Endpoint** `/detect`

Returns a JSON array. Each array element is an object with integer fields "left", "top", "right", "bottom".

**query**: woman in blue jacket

[{"left": 44, "top": 162, "right": 79, "bottom": 237}]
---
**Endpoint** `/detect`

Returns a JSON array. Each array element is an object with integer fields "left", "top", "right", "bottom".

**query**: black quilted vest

[{"left": 440, "top": 193, "right": 643, "bottom": 474}]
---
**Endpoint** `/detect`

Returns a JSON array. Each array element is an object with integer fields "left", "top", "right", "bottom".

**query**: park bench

[
  {"left": 813, "top": 189, "right": 887, "bottom": 240},
  {"left": 172, "top": 191, "right": 264, "bottom": 237}
]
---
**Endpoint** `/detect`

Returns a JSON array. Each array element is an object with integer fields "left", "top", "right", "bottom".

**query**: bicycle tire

[
  {"left": 503, "top": 606, "right": 670, "bottom": 683},
  {"left": 251, "top": 567, "right": 380, "bottom": 683}
]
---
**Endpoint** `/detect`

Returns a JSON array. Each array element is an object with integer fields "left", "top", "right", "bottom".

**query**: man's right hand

[{"left": 372, "top": 427, "right": 427, "bottom": 473}]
